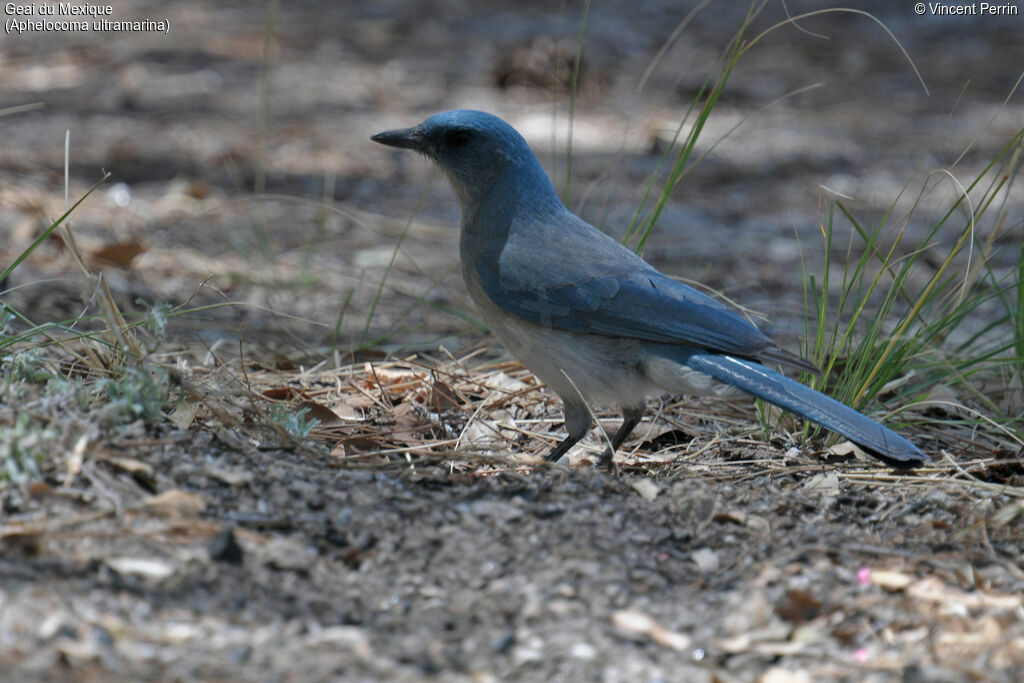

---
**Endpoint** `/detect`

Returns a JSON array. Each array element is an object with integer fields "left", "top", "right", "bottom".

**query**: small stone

[{"left": 209, "top": 526, "right": 244, "bottom": 564}]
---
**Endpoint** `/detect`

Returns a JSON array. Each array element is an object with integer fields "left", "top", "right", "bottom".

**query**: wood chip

[
  {"left": 629, "top": 478, "right": 661, "bottom": 501},
  {"left": 611, "top": 609, "right": 691, "bottom": 651},
  {"left": 143, "top": 490, "right": 207, "bottom": 517}
]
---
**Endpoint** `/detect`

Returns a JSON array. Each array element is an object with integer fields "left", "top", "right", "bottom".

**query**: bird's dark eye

[{"left": 445, "top": 129, "right": 473, "bottom": 148}]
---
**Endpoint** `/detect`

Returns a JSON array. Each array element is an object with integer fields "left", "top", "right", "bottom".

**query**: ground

[{"left": 1, "top": 1, "right": 1023, "bottom": 681}]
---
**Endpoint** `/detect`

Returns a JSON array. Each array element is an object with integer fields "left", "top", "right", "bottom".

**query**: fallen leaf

[
  {"left": 262, "top": 387, "right": 300, "bottom": 400},
  {"left": 483, "top": 371, "right": 530, "bottom": 394},
  {"left": 827, "top": 441, "right": 870, "bottom": 461},
  {"left": 428, "top": 378, "right": 461, "bottom": 412},
  {"left": 186, "top": 181, "right": 211, "bottom": 199},
  {"left": 143, "top": 489, "right": 206, "bottom": 517},
  {"left": 298, "top": 400, "right": 345, "bottom": 427},
  {"left": 91, "top": 240, "right": 146, "bottom": 269},
  {"left": 331, "top": 435, "right": 382, "bottom": 457},
  {"left": 802, "top": 471, "right": 840, "bottom": 494},
  {"left": 169, "top": 400, "right": 199, "bottom": 430},
  {"left": 775, "top": 589, "right": 823, "bottom": 624},
  {"left": 99, "top": 454, "right": 156, "bottom": 490},
  {"left": 629, "top": 478, "right": 661, "bottom": 501},
  {"left": 390, "top": 401, "right": 425, "bottom": 445}
]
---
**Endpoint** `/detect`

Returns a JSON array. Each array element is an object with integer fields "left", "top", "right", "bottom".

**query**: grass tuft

[{"left": 804, "top": 129, "right": 1023, "bottom": 417}]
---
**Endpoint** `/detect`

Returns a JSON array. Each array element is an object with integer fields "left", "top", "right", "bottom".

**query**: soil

[{"left": 1, "top": 1, "right": 1023, "bottom": 681}]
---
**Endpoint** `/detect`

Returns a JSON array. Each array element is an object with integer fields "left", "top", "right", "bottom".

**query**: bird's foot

[
  {"left": 542, "top": 450, "right": 565, "bottom": 463},
  {"left": 596, "top": 447, "right": 617, "bottom": 471}
]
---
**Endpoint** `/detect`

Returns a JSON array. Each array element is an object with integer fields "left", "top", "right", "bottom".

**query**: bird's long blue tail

[{"left": 682, "top": 352, "right": 928, "bottom": 464}]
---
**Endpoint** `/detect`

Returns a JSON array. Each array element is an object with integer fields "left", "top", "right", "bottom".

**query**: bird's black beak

[{"left": 370, "top": 126, "right": 423, "bottom": 151}]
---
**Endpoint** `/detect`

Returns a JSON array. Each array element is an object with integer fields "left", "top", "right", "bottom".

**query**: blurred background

[{"left": 2, "top": 0, "right": 1021, "bottom": 357}]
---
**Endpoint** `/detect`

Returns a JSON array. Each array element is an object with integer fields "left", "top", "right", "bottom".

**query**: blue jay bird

[{"left": 372, "top": 110, "right": 927, "bottom": 466}]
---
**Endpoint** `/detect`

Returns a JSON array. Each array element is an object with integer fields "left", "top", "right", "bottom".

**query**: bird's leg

[
  {"left": 544, "top": 400, "right": 592, "bottom": 463},
  {"left": 597, "top": 403, "right": 645, "bottom": 469}
]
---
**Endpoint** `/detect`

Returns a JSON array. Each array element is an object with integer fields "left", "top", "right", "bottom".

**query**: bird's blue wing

[{"left": 474, "top": 211, "right": 774, "bottom": 357}]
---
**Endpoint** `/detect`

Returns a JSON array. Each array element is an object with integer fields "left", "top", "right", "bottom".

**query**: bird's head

[{"left": 372, "top": 110, "right": 558, "bottom": 209}]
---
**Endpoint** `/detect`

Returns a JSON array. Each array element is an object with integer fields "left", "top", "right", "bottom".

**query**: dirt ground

[{"left": 1, "top": 1, "right": 1023, "bottom": 681}]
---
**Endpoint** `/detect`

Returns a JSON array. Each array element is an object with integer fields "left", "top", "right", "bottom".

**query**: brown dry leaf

[
  {"left": 390, "top": 401, "right": 425, "bottom": 446},
  {"left": 299, "top": 400, "right": 345, "bottom": 427},
  {"left": 775, "top": 589, "right": 823, "bottom": 624},
  {"left": 340, "top": 392, "right": 377, "bottom": 413},
  {"left": 329, "top": 401, "right": 359, "bottom": 420},
  {"left": 143, "top": 490, "right": 207, "bottom": 518},
  {"left": 428, "top": 378, "right": 461, "bottom": 412},
  {"left": 186, "top": 181, "right": 212, "bottom": 199},
  {"left": 91, "top": 240, "right": 146, "bottom": 269},
  {"left": 332, "top": 433, "right": 385, "bottom": 457},
  {"left": 262, "top": 387, "right": 301, "bottom": 400},
  {"left": 169, "top": 400, "right": 199, "bottom": 430},
  {"left": 26, "top": 482, "right": 56, "bottom": 498},
  {"left": 363, "top": 364, "right": 426, "bottom": 388}
]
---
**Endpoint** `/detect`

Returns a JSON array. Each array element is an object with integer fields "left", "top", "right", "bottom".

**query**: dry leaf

[
  {"left": 298, "top": 400, "right": 344, "bottom": 427},
  {"left": 428, "top": 378, "right": 461, "bottom": 412},
  {"left": 483, "top": 371, "right": 530, "bottom": 394},
  {"left": 186, "top": 181, "right": 211, "bottom": 199},
  {"left": 262, "top": 387, "right": 300, "bottom": 400},
  {"left": 629, "top": 478, "right": 661, "bottom": 501},
  {"left": 775, "top": 589, "right": 823, "bottom": 624},
  {"left": 802, "top": 471, "right": 840, "bottom": 494},
  {"left": 169, "top": 400, "right": 199, "bottom": 430},
  {"left": 91, "top": 240, "right": 146, "bottom": 269},
  {"left": 390, "top": 401, "right": 425, "bottom": 445},
  {"left": 827, "top": 441, "right": 867, "bottom": 459},
  {"left": 100, "top": 454, "right": 156, "bottom": 489},
  {"left": 143, "top": 489, "right": 206, "bottom": 518}
]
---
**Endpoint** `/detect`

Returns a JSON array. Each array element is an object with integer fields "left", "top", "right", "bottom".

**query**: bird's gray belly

[{"left": 463, "top": 273, "right": 653, "bottom": 406}]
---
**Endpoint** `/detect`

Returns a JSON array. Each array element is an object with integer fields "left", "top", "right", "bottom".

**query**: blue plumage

[{"left": 372, "top": 110, "right": 927, "bottom": 466}]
